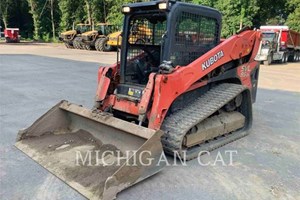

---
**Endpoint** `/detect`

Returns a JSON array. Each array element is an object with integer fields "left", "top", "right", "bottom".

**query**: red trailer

[
  {"left": 257, "top": 26, "right": 300, "bottom": 64},
  {"left": 4, "top": 28, "right": 20, "bottom": 43}
]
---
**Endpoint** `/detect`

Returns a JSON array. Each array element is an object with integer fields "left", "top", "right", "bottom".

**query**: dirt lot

[{"left": 0, "top": 43, "right": 299, "bottom": 200}]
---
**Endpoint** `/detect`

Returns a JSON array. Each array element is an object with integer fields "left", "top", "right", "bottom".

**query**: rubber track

[{"left": 161, "top": 83, "right": 248, "bottom": 160}]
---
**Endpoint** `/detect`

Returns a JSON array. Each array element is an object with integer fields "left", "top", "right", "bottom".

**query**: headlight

[
  {"left": 122, "top": 6, "right": 130, "bottom": 13},
  {"left": 158, "top": 2, "right": 167, "bottom": 9}
]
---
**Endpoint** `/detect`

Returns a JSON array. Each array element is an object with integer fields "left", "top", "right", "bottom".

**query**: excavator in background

[
  {"left": 16, "top": 1, "right": 262, "bottom": 199},
  {"left": 59, "top": 23, "right": 91, "bottom": 48},
  {"left": 80, "top": 23, "right": 118, "bottom": 51}
]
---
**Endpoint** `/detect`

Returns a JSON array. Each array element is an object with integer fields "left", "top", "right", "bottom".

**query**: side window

[{"left": 170, "top": 12, "right": 218, "bottom": 66}]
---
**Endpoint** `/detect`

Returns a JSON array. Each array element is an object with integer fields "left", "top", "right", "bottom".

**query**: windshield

[
  {"left": 124, "top": 13, "right": 167, "bottom": 85},
  {"left": 262, "top": 32, "right": 275, "bottom": 41},
  {"left": 262, "top": 32, "right": 276, "bottom": 49},
  {"left": 76, "top": 25, "right": 90, "bottom": 33},
  {"left": 93, "top": 25, "right": 119, "bottom": 36}
]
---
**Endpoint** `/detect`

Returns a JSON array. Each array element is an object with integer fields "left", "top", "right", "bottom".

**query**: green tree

[
  {"left": 7, "top": 0, "right": 33, "bottom": 38},
  {"left": 106, "top": 0, "right": 142, "bottom": 26},
  {"left": 27, "top": 0, "right": 42, "bottom": 39},
  {"left": 27, "top": 0, "right": 61, "bottom": 40},
  {"left": 192, "top": 0, "right": 217, "bottom": 7},
  {"left": 0, "top": 0, "right": 11, "bottom": 28},
  {"left": 253, "top": 0, "right": 287, "bottom": 27},
  {"left": 89, "top": 0, "right": 111, "bottom": 27},
  {"left": 91, "top": 0, "right": 107, "bottom": 23},
  {"left": 286, "top": 0, "right": 300, "bottom": 31},
  {"left": 58, "top": 0, "right": 86, "bottom": 31},
  {"left": 215, "top": 0, "right": 259, "bottom": 37},
  {"left": 2, "top": 0, "right": 296, "bottom": 41}
]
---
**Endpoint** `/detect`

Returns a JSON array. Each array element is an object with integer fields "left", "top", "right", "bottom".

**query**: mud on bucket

[{"left": 15, "top": 100, "right": 165, "bottom": 200}]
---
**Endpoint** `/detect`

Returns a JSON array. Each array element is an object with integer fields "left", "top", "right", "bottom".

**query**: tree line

[{"left": 0, "top": 0, "right": 299, "bottom": 41}]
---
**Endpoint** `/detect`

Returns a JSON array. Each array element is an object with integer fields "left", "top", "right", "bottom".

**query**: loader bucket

[{"left": 15, "top": 100, "right": 165, "bottom": 200}]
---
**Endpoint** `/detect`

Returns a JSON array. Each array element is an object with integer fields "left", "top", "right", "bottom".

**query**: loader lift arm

[
  {"left": 146, "top": 29, "right": 261, "bottom": 129},
  {"left": 96, "top": 28, "right": 262, "bottom": 130}
]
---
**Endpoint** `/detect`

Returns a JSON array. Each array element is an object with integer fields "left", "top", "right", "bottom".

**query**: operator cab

[
  {"left": 75, "top": 24, "right": 90, "bottom": 34},
  {"left": 117, "top": 0, "right": 221, "bottom": 100},
  {"left": 261, "top": 31, "right": 278, "bottom": 49},
  {"left": 124, "top": 14, "right": 165, "bottom": 85},
  {"left": 95, "top": 23, "right": 118, "bottom": 36}
]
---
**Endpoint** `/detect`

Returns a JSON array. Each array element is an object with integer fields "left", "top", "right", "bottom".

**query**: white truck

[{"left": 256, "top": 26, "right": 300, "bottom": 65}]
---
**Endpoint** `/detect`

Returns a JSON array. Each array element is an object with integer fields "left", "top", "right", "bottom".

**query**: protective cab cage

[{"left": 116, "top": 0, "right": 221, "bottom": 98}]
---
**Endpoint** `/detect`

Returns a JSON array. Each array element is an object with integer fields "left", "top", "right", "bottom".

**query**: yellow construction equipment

[
  {"left": 80, "top": 23, "right": 118, "bottom": 51},
  {"left": 107, "top": 25, "right": 152, "bottom": 47},
  {"left": 59, "top": 23, "right": 91, "bottom": 49}
]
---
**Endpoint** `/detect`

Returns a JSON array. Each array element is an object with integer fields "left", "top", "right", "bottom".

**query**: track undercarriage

[{"left": 161, "top": 83, "right": 252, "bottom": 160}]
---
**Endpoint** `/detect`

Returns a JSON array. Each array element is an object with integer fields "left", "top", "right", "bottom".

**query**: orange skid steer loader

[{"left": 16, "top": 0, "right": 262, "bottom": 199}]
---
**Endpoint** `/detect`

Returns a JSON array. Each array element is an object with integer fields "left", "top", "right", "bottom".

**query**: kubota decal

[{"left": 202, "top": 50, "right": 224, "bottom": 70}]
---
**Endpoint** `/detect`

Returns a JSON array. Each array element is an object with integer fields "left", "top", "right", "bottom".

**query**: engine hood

[
  {"left": 82, "top": 30, "right": 98, "bottom": 36},
  {"left": 61, "top": 30, "right": 76, "bottom": 36},
  {"left": 108, "top": 31, "right": 122, "bottom": 39}
]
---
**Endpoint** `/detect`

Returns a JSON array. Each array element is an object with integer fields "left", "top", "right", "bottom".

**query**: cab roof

[{"left": 123, "top": 0, "right": 220, "bottom": 15}]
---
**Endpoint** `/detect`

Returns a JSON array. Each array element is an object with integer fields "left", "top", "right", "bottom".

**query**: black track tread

[{"left": 161, "top": 83, "right": 248, "bottom": 160}]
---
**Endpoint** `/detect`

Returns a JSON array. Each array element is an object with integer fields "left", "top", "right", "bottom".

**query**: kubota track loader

[{"left": 16, "top": 1, "right": 262, "bottom": 199}]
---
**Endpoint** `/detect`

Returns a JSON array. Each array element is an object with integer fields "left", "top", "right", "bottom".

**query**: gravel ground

[{"left": 0, "top": 43, "right": 300, "bottom": 200}]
